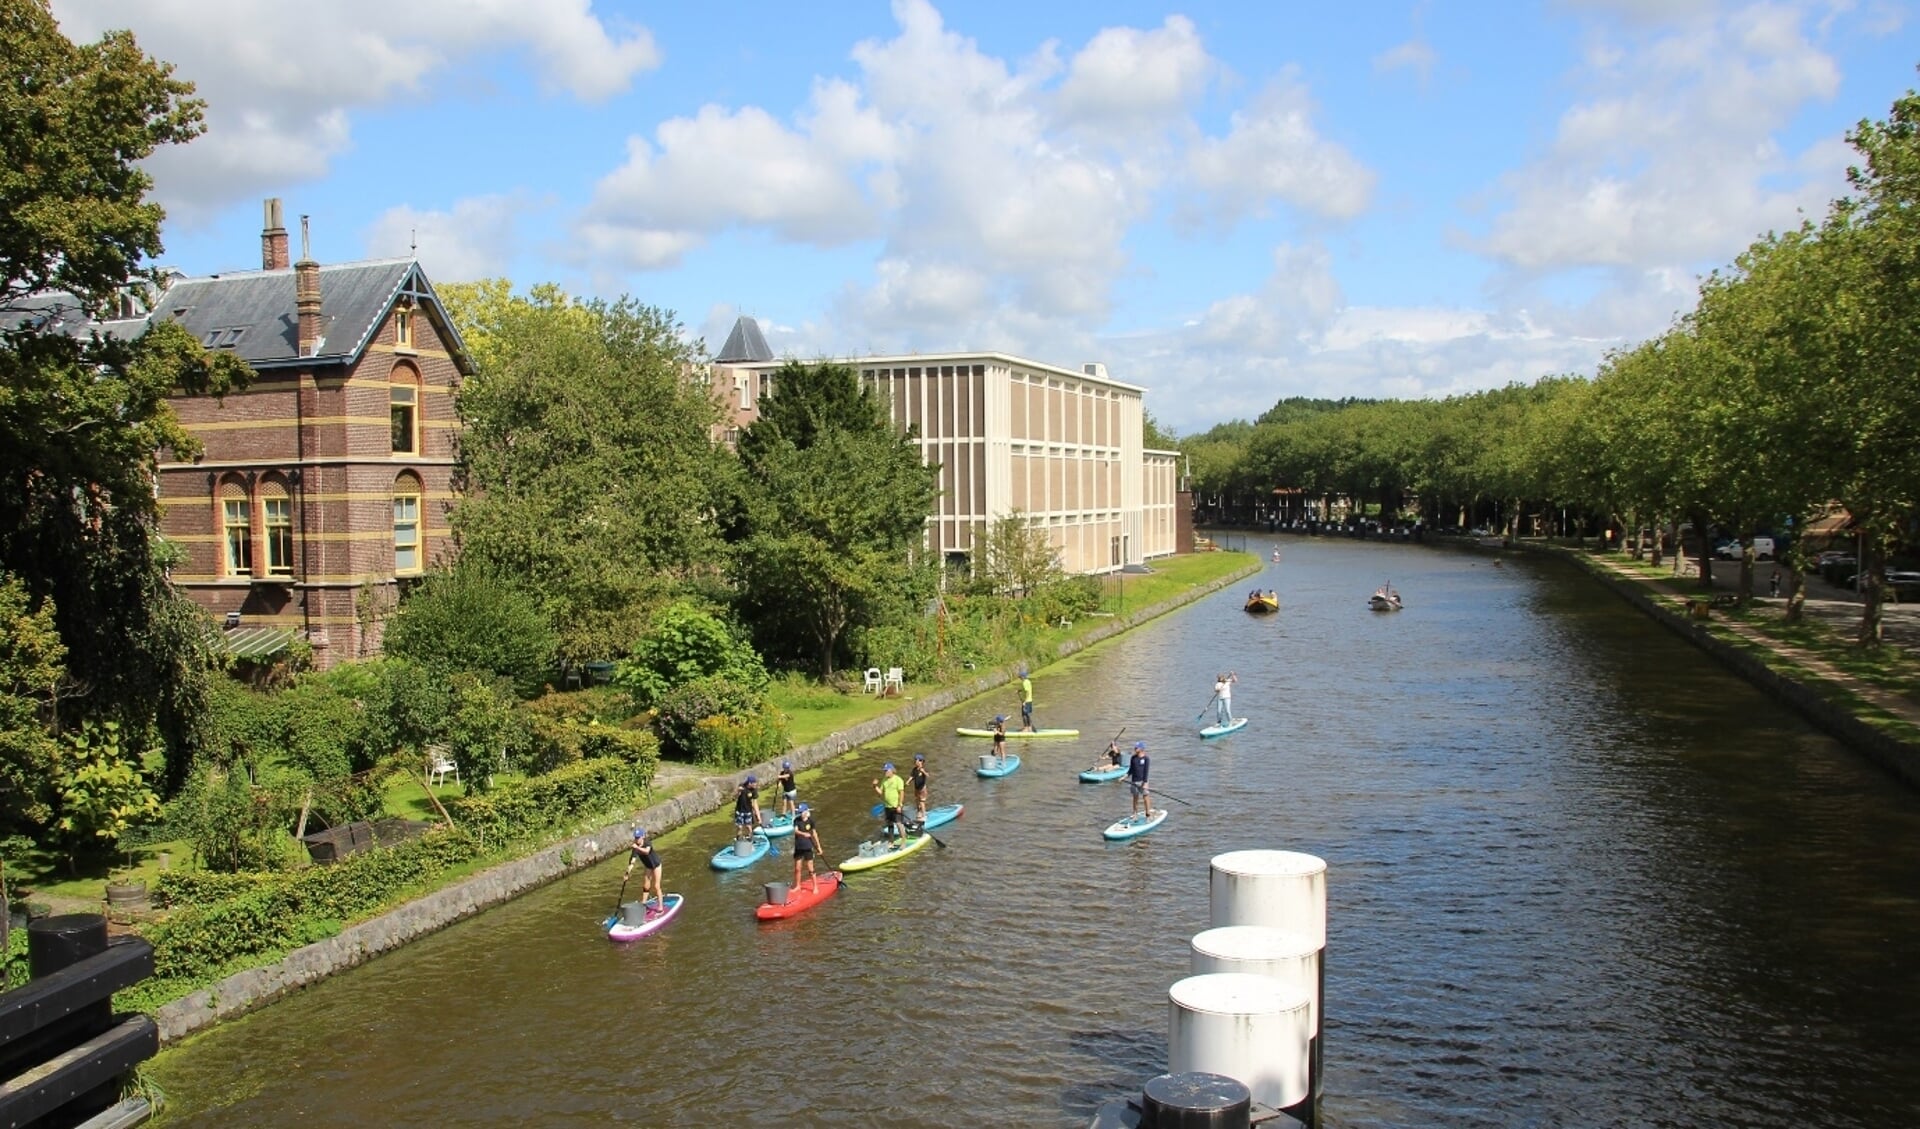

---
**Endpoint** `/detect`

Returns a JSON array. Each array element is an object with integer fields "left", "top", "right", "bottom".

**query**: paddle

[
  {"left": 1194, "top": 693, "right": 1219, "bottom": 722},
  {"left": 1148, "top": 788, "right": 1195, "bottom": 808},
  {"left": 602, "top": 865, "right": 634, "bottom": 928}
]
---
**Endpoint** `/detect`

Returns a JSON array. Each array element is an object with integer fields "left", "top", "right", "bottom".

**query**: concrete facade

[{"left": 722, "top": 335, "right": 1179, "bottom": 575}]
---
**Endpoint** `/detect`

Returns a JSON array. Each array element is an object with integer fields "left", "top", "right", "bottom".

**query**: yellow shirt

[{"left": 879, "top": 775, "right": 905, "bottom": 807}]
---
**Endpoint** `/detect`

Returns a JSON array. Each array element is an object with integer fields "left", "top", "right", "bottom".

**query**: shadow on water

[{"left": 147, "top": 538, "right": 1920, "bottom": 1127}]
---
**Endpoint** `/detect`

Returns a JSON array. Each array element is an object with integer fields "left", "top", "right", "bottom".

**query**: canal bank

[
  {"left": 150, "top": 557, "right": 1262, "bottom": 1044},
  {"left": 1518, "top": 541, "right": 1920, "bottom": 790}
]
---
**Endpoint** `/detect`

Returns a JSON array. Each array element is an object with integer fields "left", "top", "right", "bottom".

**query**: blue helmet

[
  {"left": 883, "top": 762, "right": 895, "bottom": 771},
  {"left": 782, "top": 760, "right": 792, "bottom": 769},
  {"left": 745, "top": 773, "right": 757, "bottom": 784},
  {"left": 797, "top": 802, "right": 809, "bottom": 813},
  {"left": 1133, "top": 741, "right": 1146, "bottom": 751},
  {"left": 632, "top": 828, "right": 646, "bottom": 839}
]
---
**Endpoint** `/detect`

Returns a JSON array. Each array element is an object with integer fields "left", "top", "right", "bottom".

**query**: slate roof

[
  {"left": 5, "top": 259, "right": 474, "bottom": 375},
  {"left": 715, "top": 315, "right": 774, "bottom": 363},
  {"left": 146, "top": 259, "right": 472, "bottom": 371}
]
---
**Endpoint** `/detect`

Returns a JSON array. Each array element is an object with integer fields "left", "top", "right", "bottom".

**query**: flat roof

[{"left": 735, "top": 351, "right": 1147, "bottom": 395}]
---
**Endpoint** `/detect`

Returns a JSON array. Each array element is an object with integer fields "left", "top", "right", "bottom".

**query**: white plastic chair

[
  {"left": 862, "top": 668, "right": 883, "bottom": 694},
  {"left": 884, "top": 667, "right": 905, "bottom": 694},
  {"left": 428, "top": 751, "right": 460, "bottom": 788}
]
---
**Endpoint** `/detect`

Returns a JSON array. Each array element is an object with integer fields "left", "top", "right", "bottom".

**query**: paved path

[{"left": 1586, "top": 552, "right": 1920, "bottom": 728}]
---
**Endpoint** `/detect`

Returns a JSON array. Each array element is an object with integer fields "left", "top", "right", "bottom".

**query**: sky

[{"left": 49, "top": 0, "right": 1918, "bottom": 435}]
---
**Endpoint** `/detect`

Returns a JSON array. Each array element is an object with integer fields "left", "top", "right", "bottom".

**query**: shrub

[
  {"left": 687, "top": 702, "right": 788, "bottom": 769},
  {"left": 441, "top": 673, "right": 522, "bottom": 793},
  {"left": 613, "top": 601, "right": 768, "bottom": 709},
  {"left": 382, "top": 568, "right": 555, "bottom": 698},
  {"left": 274, "top": 677, "right": 362, "bottom": 781},
  {"left": 652, "top": 674, "right": 783, "bottom": 762}
]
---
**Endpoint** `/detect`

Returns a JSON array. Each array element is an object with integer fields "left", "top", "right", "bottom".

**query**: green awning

[{"left": 222, "top": 626, "right": 301, "bottom": 658}]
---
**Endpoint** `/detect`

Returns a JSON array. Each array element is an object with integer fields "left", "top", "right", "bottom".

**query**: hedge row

[{"left": 140, "top": 755, "right": 654, "bottom": 986}]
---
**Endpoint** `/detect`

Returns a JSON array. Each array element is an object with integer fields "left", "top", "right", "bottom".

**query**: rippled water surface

[{"left": 148, "top": 540, "right": 1920, "bottom": 1127}]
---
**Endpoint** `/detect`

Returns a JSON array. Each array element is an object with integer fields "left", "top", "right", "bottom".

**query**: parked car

[
  {"left": 1886, "top": 568, "right": 1920, "bottom": 601},
  {"left": 1716, "top": 536, "right": 1776, "bottom": 560}
]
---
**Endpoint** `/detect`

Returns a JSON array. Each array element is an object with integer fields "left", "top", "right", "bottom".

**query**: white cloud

[
  {"left": 1475, "top": 2, "right": 1845, "bottom": 272},
  {"left": 1055, "top": 16, "right": 1214, "bottom": 132},
  {"left": 362, "top": 195, "right": 529, "bottom": 282},
  {"left": 1186, "top": 77, "right": 1376, "bottom": 224},
  {"left": 579, "top": 91, "right": 897, "bottom": 268},
  {"left": 1373, "top": 39, "right": 1438, "bottom": 85},
  {"left": 50, "top": 0, "right": 658, "bottom": 222}
]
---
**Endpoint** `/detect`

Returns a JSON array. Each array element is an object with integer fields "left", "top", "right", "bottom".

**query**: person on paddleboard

[
  {"left": 1090, "top": 738, "right": 1123, "bottom": 774},
  {"left": 873, "top": 762, "right": 907, "bottom": 845},
  {"left": 909, "top": 753, "right": 930, "bottom": 823},
  {"left": 1018, "top": 667, "right": 1035, "bottom": 731},
  {"left": 991, "top": 716, "right": 1009, "bottom": 767},
  {"left": 790, "top": 803, "right": 822, "bottom": 892},
  {"left": 733, "top": 774, "right": 763, "bottom": 841},
  {"left": 1212, "top": 672, "right": 1238, "bottom": 727},
  {"left": 627, "top": 828, "right": 664, "bottom": 912},
  {"left": 1127, "top": 741, "right": 1154, "bottom": 819},
  {"left": 776, "top": 760, "right": 798, "bottom": 817}
]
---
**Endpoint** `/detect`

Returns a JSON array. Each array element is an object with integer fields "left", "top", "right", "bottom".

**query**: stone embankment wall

[{"left": 155, "top": 559, "right": 1261, "bottom": 1043}]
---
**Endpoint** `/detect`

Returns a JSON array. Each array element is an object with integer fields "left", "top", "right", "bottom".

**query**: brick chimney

[
  {"left": 261, "top": 198, "right": 289, "bottom": 270},
  {"left": 295, "top": 215, "right": 322, "bottom": 356}
]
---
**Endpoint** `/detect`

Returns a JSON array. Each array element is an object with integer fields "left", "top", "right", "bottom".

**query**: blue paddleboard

[
  {"left": 1103, "top": 809, "right": 1169, "bottom": 841},
  {"left": 975, "top": 752, "right": 1021, "bottom": 778},
  {"left": 1199, "top": 717, "right": 1248, "bottom": 739},
  {"left": 710, "top": 832, "right": 772, "bottom": 870}
]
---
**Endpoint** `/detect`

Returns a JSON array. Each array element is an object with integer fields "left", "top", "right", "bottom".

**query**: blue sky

[{"left": 52, "top": 0, "right": 1918, "bottom": 433}]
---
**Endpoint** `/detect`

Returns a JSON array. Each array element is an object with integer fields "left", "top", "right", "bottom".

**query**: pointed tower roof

[{"left": 715, "top": 315, "right": 773, "bottom": 363}]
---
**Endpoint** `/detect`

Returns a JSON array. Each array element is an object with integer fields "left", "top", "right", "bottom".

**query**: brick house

[{"left": 151, "top": 199, "right": 475, "bottom": 666}]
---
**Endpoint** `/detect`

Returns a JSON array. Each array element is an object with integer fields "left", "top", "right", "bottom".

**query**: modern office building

[{"left": 714, "top": 319, "right": 1183, "bottom": 574}]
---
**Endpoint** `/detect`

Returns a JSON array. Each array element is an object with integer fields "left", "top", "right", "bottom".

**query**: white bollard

[
  {"left": 1209, "top": 850, "right": 1327, "bottom": 1121},
  {"left": 1208, "top": 850, "right": 1326, "bottom": 944},
  {"left": 1190, "top": 925, "right": 1319, "bottom": 1030},
  {"left": 1167, "top": 973, "right": 1311, "bottom": 1111}
]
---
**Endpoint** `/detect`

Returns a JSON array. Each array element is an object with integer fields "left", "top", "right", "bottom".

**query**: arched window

[
  {"left": 393, "top": 471, "right": 423, "bottom": 575},
  {"left": 260, "top": 477, "right": 293, "bottom": 577},
  {"left": 390, "top": 363, "right": 421, "bottom": 455},
  {"left": 218, "top": 476, "right": 252, "bottom": 578}
]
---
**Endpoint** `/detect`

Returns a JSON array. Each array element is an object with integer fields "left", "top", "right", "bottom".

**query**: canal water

[{"left": 147, "top": 540, "right": 1920, "bottom": 1128}]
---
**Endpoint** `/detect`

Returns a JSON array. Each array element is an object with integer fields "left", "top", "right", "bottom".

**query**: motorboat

[
  {"left": 1245, "top": 590, "right": 1280, "bottom": 614},
  {"left": 1369, "top": 584, "right": 1403, "bottom": 612}
]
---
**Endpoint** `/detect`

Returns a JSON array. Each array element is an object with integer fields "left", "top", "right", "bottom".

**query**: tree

[
  {"left": 971, "top": 512, "right": 1063, "bottom": 600},
  {"left": 612, "top": 600, "right": 768, "bottom": 710},
  {"left": 0, "top": 575, "right": 62, "bottom": 836},
  {"left": 382, "top": 565, "right": 556, "bottom": 697},
  {"left": 443, "top": 286, "right": 733, "bottom": 668},
  {"left": 730, "top": 363, "right": 938, "bottom": 676},
  {"left": 1, "top": 4, "right": 250, "bottom": 812}
]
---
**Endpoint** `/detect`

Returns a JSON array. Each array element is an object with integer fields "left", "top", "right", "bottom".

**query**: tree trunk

[
  {"left": 1738, "top": 536, "right": 1754, "bottom": 606},
  {"left": 1786, "top": 564, "right": 1805, "bottom": 622},
  {"left": 294, "top": 789, "right": 313, "bottom": 843},
  {"left": 1858, "top": 537, "right": 1885, "bottom": 646},
  {"left": 410, "top": 766, "right": 455, "bottom": 827}
]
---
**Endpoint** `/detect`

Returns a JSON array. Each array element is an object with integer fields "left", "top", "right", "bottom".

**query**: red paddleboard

[{"left": 755, "top": 872, "right": 843, "bottom": 921}]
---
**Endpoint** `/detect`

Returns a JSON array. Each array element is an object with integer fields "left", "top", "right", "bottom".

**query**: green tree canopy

[
  {"left": 1, "top": 3, "right": 250, "bottom": 819},
  {"left": 441, "top": 284, "right": 734, "bottom": 667},
  {"left": 730, "top": 363, "right": 938, "bottom": 675}
]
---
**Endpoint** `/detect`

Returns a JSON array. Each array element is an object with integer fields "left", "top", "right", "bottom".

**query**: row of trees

[{"left": 1180, "top": 82, "right": 1920, "bottom": 646}]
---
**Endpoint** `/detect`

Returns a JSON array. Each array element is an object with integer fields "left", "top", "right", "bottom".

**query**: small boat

[
  {"left": 955, "top": 727, "right": 1080, "bottom": 739},
  {"left": 1270, "top": 550, "right": 1281, "bottom": 563},
  {"left": 1244, "top": 591, "right": 1279, "bottom": 614},
  {"left": 840, "top": 830, "right": 935, "bottom": 872},
  {"left": 760, "top": 813, "right": 795, "bottom": 839},
  {"left": 1079, "top": 763, "right": 1127, "bottom": 783},
  {"left": 607, "top": 894, "right": 683, "bottom": 941},
  {"left": 975, "top": 752, "right": 1021, "bottom": 778},
  {"left": 1200, "top": 717, "right": 1249, "bottom": 739},
  {"left": 710, "top": 832, "right": 772, "bottom": 871},
  {"left": 1369, "top": 585, "right": 1403, "bottom": 612},
  {"left": 755, "top": 873, "right": 842, "bottom": 921},
  {"left": 1103, "top": 810, "right": 1168, "bottom": 841},
  {"left": 915, "top": 803, "right": 964, "bottom": 830}
]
